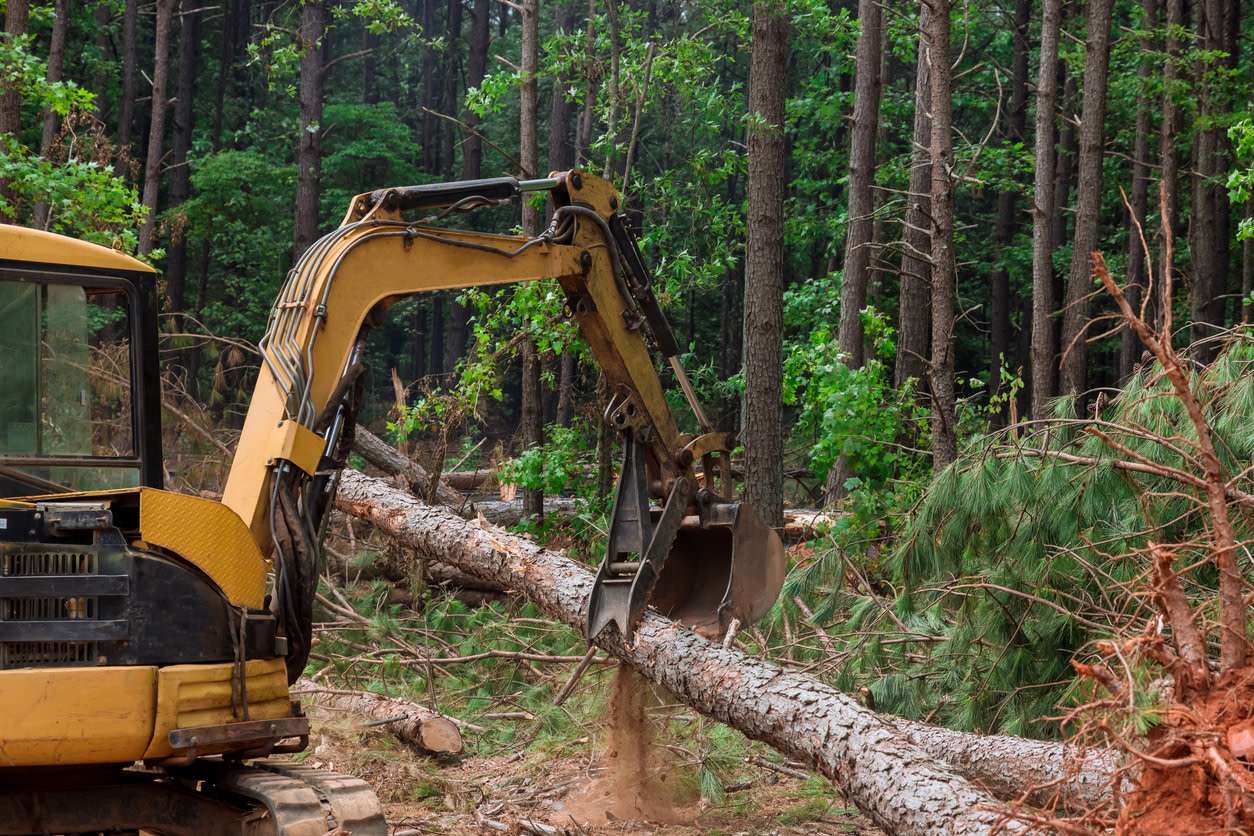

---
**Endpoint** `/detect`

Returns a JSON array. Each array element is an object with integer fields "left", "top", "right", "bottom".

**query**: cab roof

[{"left": 0, "top": 225, "right": 154, "bottom": 274}]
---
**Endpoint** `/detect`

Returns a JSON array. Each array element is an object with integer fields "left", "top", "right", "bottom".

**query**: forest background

[{"left": 5, "top": 0, "right": 1254, "bottom": 808}]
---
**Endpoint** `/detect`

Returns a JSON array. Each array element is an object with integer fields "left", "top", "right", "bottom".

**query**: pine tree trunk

[
  {"left": 824, "top": 0, "right": 881, "bottom": 503},
  {"left": 1158, "top": 0, "right": 1183, "bottom": 334},
  {"left": 163, "top": 0, "right": 205, "bottom": 313},
  {"left": 835, "top": 0, "right": 881, "bottom": 373},
  {"left": 31, "top": 0, "right": 69, "bottom": 230},
  {"left": 1030, "top": 0, "right": 1062, "bottom": 421},
  {"left": 0, "top": 0, "right": 29, "bottom": 213},
  {"left": 440, "top": 0, "right": 462, "bottom": 178},
  {"left": 926, "top": 0, "right": 956, "bottom": 470},
  {"left": 1058, "top": 0, "right": 1115, "bottom": 406},
  {"left": 335, "top": 469, "right": 1120, "bottom": 834},
  {"left": 294, "top": 2, "right": 327, "bottom": 259},
  {"left": 1121, "top": 0, "right": 1159, "bottom": 379},
  {"left": 1189, "top": 0, "right": 1234, "bottom": 359},
  {"left": 118, "top": 0, "right": 138, "bottom": 151},
  {"left": 742, "top": 0, "right": 788, "bottom": 529},
  {"left": 137, "top": 0, "right": 177, "bottom": 258},
  {"left": 519, "top": 0, "right": 543, "bottom": 521},
  {"left": 895, "top": 30, "right": 930, "bottom": 392},
  {"left": 987, "top": 0, "right": 1030, "bottom": 425},
  {"left": 461, "top": 0, "right": 489, "bottom": 181}
]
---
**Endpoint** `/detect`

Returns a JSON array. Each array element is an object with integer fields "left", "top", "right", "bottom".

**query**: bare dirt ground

[{"left": 304, "top": 692, "right": 882, "bottom": 836}]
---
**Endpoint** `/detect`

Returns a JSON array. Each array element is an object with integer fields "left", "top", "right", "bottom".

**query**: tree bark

[
  {"left": 926, "top": 0, "right": 957, "bottom": 470},
  {"left": 164, "top": 0, "right": 205, "bottom": 313},
  {"left": 31, "top": 0, "right": 69, "bottom": 230},
  {"left": 294, "top": 678, "right": 463, "bottom": 754},
  {"left": 294, "top": 1, "right": 328, "bottom": 259},
  {"left": 0, "top": 0, "right": 29, "bottom": 213},
  {"left": 1058, "top": 0, "right": 1114, "bottom": 406},
  {"left": 835, "top": 0, "right": 882, "bottom": 372},
  {"left": 350, "top": 427, "right": 471, "bottom": 514},
  {"left": 895, "top": 31, "right": 931, "bottom": 392},
  {"left": 1189, "top": 0, "right": 1234, "bottom": 359},
  {"left": 742, "top": 0, "right": 788, "bottom": 529},
  {"left": 825, "top": 0, "right": 881, "bottom": 504},
  {"left": 518, "top": 0, "right": 544, "bottom": 522},
  {"left": 334, "top": 470, "right": 1120, "bottom": 832},
  {"left": 1158, "top": 0, "right": 1183, "bottom": 335},
  {"left": 987, "top": 0, "right": 1030, "bottom": 425},
  {"left": 1121, "top": 0, "right": 1159, "bottom": 379},
  {"left": 118, "top": 0, "right": 138, "bottom": 151},
  {"left": 1030, "top": 0, "right": 1062, "bottom": 421},
  {"left": 138, "top": 0, "right": 178, "bottom": 258}
]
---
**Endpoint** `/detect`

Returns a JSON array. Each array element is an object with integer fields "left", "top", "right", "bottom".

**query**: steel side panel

[
  {"left": 0, "top": 666, "right": 158, "bottom": 766},
  {"left": 138, "top": 489, "right": 268, "bottom": 609},
  {"left": 143, "top": 658, "right": 292, "bottom": 759}
]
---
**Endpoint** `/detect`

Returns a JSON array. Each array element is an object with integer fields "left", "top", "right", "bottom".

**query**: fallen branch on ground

[{"left": 294, "top": 677, "right": 465, "bottom": 754}]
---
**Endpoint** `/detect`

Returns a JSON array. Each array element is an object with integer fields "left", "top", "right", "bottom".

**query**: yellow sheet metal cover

[
  {"left": 138, "top": 489, "right": 268, "bottom": 609},
  {"left": 0, "top": 666, "right": 158, "bottom": 766},
  {"left": 0, "top": 225, "right": 154, "bottom": 273}
]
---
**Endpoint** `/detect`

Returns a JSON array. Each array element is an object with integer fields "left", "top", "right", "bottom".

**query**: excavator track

[{"left": 0, "top": 760, "right": 388, "bottom": 836}]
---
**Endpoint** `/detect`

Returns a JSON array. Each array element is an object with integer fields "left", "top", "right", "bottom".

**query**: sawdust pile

[{"left": 562, "top": 666, "right": 694, "bottom": 826}]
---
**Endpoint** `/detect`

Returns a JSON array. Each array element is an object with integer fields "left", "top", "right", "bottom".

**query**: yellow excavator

[{"left": 0, "top": 170, "right": 785, "bottom": 834}]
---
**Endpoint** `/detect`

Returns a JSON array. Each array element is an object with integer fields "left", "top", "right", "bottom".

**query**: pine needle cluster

[{"left": 835, "top": 330, "right": 1254, "bottom": 738}]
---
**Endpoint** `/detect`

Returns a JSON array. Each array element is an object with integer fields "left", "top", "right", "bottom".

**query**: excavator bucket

[
  {"left": 649, "top": 501, "right": 787, "bottom": 638},
  {"left": 585, "top": 436, "right": 788, "bottom": 642}
]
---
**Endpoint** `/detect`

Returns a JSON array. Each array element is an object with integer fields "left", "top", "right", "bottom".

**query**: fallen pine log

[
  {"left": 351, "top": 428, "right": 472, "bottom": 514},
  {"left": 335, "top": 470, "right": 1118, "bottom": 834},
  {"left": 294, "top": 677, "right": 465, "bottom": 754}
]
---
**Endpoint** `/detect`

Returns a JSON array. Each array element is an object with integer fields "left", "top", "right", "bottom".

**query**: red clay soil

[{"left": 1121, "top": 667, "right": 1254, "bottom": 835}]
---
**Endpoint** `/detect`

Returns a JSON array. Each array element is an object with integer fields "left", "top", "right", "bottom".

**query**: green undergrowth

[{"left": 788, "top": 331, "right": 1254, "bottom": 739}]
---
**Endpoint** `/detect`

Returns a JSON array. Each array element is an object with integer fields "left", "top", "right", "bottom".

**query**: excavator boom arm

[{"left": 222, "top": 170, "right": 783, "bottom": 666}]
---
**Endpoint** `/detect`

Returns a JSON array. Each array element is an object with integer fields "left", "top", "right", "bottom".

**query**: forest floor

[{"left": 304, "top": 699, "right": 882, "bottom": 835}]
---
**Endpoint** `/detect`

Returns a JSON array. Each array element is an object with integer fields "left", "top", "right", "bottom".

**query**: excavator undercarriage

[{"left": 0, "top": 760, "right": 385, "bottom": 836}]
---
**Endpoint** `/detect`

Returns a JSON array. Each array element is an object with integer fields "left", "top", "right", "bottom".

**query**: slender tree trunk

[
  {"left": 1159, "top": 0, "right": 1183, "bottom": 333},
  {"left": 37, "top": 0, "right": 69, "bottom": 156},
  {"left": 519, "top": 0, "right": 543, "bottom": 521},
  {"left": 31, "top": 0, "right": 70, "bottom": 230},
  {"left": 1030, "top": 0, "right": 1062, "bottom": 421},
  {"left": 446, "top": 0, "right": 491, "bottom": 373},
  {"left": 294, "top": 2, "right": 328, "bottom": 259},
  {"left": 1189, "top": 0, "right": 1234, "bottom": 358},
  {"left": 549, "top": 0, "right": 576, "bottom": 428},
  {"left": 825, "top": 0, "right": 881, "bottom": 503},
  {"left": 742, "top": 0, "right": 788, "bottom": 529},
  {"left": 987, "top": 0, "right": 1030, "bottom": 425},
  {"left": 164, "top": 0, "right": 205, "bottom": 314},
  {"left": 0, "top": 0, "right": 29, "bottom": 213},
  {"left": 574, "top": 0, "right": 597, "bottom": 165},
  {"left": 835, "top": 0, "right": 882, "bottom": 373},
  {"left": 362, "top": 27, "right": 380, "bottom": 104},
  {"left": 926, "top": 0, "right": 957, "bottom": 470},
  {"left": 461, "top": 0, "right": 489, "bottom": 180},
  {"left": 1122, "top": 0, "right": 1159, "bottom": 378},
  {"left": 1058, "top": 0, "right": 1115, "bottom": 405},
  {"left": 895, "top": 31, "right": 931, "bottom": 392},
  {"left": 419, "top": 0, "right": 441, "bottom": 174},
  {"left": 336, "top": 469, "right": 1122, "bottom": 834},
  {"left": 118, "top": 0, "right": 138, "bottom": 151},
  {"left": 138, "top": 0, "right": 177, "bottom": 258},
  {"left": 440, "top": 0, "right": 462, "bottom": 178}
]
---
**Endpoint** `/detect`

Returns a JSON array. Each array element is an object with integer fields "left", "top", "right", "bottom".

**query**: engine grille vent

[
  {"left": 2, "top": 596, "right": 96, "bottom": 621},
  {"left": 3, "top": 552, "right": 98, "bottom": 576},
  {"left": 1, "top": 641, "right": 96, "bottom": 667}
]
